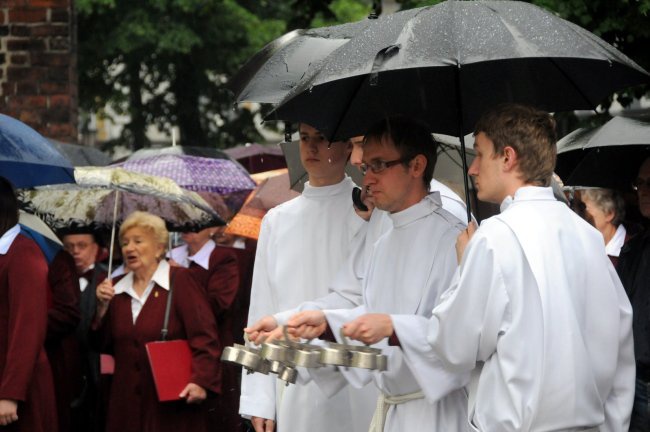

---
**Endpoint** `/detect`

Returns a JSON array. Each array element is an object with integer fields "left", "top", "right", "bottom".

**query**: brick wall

[{"left": 0, "top": 0, "right": 77, "bottom": 142}]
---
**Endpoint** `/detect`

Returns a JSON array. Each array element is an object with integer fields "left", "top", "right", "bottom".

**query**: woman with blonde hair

[{"left": 94, "top": 211, "right": 221, "bottom": 432}]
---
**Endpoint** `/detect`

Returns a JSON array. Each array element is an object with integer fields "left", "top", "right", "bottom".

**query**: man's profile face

[
  {"left": 361, "top": 137, "right": 413, "bottom": 213},
  {"left": 298, "top": 123, "right": 351, "bottom": 181},
  {"left": 637, "top": 158, "right": 650, "bottom": 219},
  {"left": 63, "top": 233, "right": 99, "bottom": 274},
  {"left": 468, "top": 132, "right": 506, "bottom": 204}
]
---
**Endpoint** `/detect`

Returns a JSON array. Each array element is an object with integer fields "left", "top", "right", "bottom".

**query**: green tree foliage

[{"left": 78, "top": 0, "right": 371, "bottom": 150}]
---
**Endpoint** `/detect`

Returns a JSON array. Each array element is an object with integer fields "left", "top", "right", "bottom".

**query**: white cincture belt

[{"left": 368, "top": 390, "right": 424, "bottom": 432}]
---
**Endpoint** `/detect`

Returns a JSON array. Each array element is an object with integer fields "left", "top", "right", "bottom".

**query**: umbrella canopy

[
  {"left": 229, "top": 21, "right": 374, "bottom": 104},
  {"left": 270, "top": 0, "right": 649, "bottom": 141},
  {"left": 225, "top": 169, "right": 300, "bottom": 240},
  {"left": 556, "top": 116, "right": 650, "bottom": 189},
  {"left": 120, "top": 150, "right": 256, "bottom": 217},
  {"left": 279, "top": 140, "right": 363, "bottom": 192},
  {"left": 19, "top": 166, "right": 224, "bottom": 232},
  {"left": 127, "top": 145, "right": 231, "bottom": 160},
  {"left": 0, "top": 113, "right": 75, "bottom": 188},
  {"left": 224, "top": 143, "right": 286, "bottom": 174}
]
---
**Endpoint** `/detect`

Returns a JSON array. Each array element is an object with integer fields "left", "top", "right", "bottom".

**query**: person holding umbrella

[
  {"left": 0, "top": 176, "right": 58, "bottom": 432},
  {"left": 617, "top": 156, "right": 650, "bottom": 431},
  {"left": 240, "top": 123, "right": 370, "bottom": 432},
  {"left": 92, "top": 211, "right": 221, "bottom": 432},
  {"left": 312, "top": 104, "right": 635, "bottom": 431}
]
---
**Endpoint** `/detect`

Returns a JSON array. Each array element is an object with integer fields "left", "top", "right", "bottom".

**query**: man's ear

[
  {"left": 411, "top": 154, "right": 428, "bottom": 178},
  {"left": 502, "top": 146, "right": 518, "bottom": 172}
]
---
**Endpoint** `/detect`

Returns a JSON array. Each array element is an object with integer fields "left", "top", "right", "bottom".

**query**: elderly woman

[
  {"left": 581, "top": 188, "right": 627, "bottom": 263},
  {"left": 0, "top": 177, "right": 57, "bottom": 431},
  {"left": 94, "top": 211, "right": 221, "bottom": 432}
]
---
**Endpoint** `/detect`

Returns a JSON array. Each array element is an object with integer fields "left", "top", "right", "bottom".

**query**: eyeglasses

[
  {"left": 359, "top": 157, "right": 411, "bottom": 175},
  {"left": 632, "top": 178, "right": 650, "bottom": 191}
]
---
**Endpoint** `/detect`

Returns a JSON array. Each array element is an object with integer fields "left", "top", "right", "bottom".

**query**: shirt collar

[
  {"left": 188, "top": 240, "right": 215, "bottom": 270},
  {"left": 388, "top": 192, "right": 443, "bottom": 228},
  {"left": 302, "top": 176, "right": 354, "bottom": 198},
  {"left": 0, "top": 225, "right": 21, "bottom": 255},
  {"left": 114, "top": 259, "right": 171, "bottom": 294},
  {"left": 500, "top": 186, "right": 555, "bottom": 212}
]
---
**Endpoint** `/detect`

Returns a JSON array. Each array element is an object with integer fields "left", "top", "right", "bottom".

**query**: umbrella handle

[{"left": 107, "top": 190, "right": 120, "bottom": 280}]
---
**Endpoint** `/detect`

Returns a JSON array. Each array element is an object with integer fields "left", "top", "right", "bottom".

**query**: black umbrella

[
  {"left": 268, "top": 1, "right": 649, "bottom": 217},
  {"left": 228, "top": 20, "right": 375, "bottom": 105},
  {"left": 556, "top": 115, "right": 650, "bottom": 190}
]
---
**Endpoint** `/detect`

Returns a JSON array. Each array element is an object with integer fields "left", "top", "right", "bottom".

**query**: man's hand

[
  {"left": 287, "top": 310, "right": 327, "bottom": 339},
  {"left": 342, "top": 314, "right": 393, "bottom": 345},
  {"left": 244, "top": 316, "right": 278, "bottom": 344},
  {"left": 0, "top": 399, "right": 18, "bottom": 426},
  {"left": 251, "top": 416, "right": 275, "bottom": 432},
  {"left": 455, "top": 221, "right": 477, "bottom": 264},
  {"left": 179, "top": 383, "right": 206, "bottom": 404}
]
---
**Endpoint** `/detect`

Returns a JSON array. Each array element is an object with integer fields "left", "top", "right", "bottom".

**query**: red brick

[
  {"left": 1, "top": 82, "right": 16, "bottom": 96},
  {"left": 8, "top": 95, "right": 47, "bottom": 109},
  {"left": 49, "top": 37, "right": 70, "bottom": 51},
  {"left": 32, "top": 52, "right": 69, "bottom": 67},
  {"left": 16, "top": 81, "right": 38, "bottom": 94},
  {"left": 19, "top": 110, "right": 44, "bottom": 130},
  {"left": 31, "top": 24, "right": 68, "bottom": 37},
  {"left": 7, "top": 66, "right": 47, "bottom": 82},
  {"left": 47, "top": 67, "right": 69, "bottom": 82},
  {"left": 50, "top": 8, "right": 69, "bottom": 23},
  {"left": 10, "top": 54, "right": 28, "bottom": 65},
  {"left": 8, "top": 9, "right": 47, "bottom": 23},
  {"left": 0, "top": 26, "right": 8, "bottom": 36},
  {"left": 50, "top": 94, "right": 70, "bottom": 108},
  {"left": 29, "top": 0, "right": 70, "bottom": 7},
  {"left": 46, "top": 122, "right": 73, "bottom": 138},
  {"left": 6, "top": 38, "right": 46, "bottom": 51},
  {"left": 0, "top": 11, "right": 5, "bottom": 24},
  {"left": 10, "top": 25, "right": 29, "bottom": 37},
  {"left": 39, "top": 81, "right": 68, "bottom": 95},
  {"left": 43, "top": 107, "right": 70, "bottom": 122}
]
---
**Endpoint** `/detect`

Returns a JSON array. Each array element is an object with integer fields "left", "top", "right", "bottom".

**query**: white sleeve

[
  {"left": 601, "top": 264, "right": 635, "bottom": 432},
  {"left": 239, "top": 216, "right": 277, "bottom": 420}
]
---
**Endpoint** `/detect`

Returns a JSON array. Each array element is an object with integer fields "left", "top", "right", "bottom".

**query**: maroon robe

[
  {"left": 0, "top": 235, "right": 57, "bottom": 432},
  {"left": 45, "top": 250, "right": 81, "bottom": 432},
  {"left": 95, "top": 266, "right": 221, "bottom": 432},
  {"left": 186, "top": 247, "right": 240, "bottom": 431}
]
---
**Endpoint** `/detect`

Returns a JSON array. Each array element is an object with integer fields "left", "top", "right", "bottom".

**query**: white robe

[
  {"left": 315, "top": 194, "right": 470, "bottom": 432},
  {"left": 239, "top": 176, "right": 368, "bottom": 432},
  {"left": 394, "top": 186, "right": 635, "bottom": 432}
]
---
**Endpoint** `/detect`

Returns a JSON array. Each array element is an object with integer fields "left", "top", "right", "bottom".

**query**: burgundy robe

[
  {"left": 0, "top": 235, "right": 57, "bottom": 432},
  {"left": 187, "top": 247, "right": 240, "bottom": 431},
  {"left": 45, "top": 250, "right": 81, "bottom": 432},
  {"left": 95, "top": 266, "right": 221, "bottom": 432}
]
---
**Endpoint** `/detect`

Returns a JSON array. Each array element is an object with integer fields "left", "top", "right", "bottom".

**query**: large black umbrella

[
  {"left": 556, "top": 115, "right": 650, "bottom": 190},
  {"left": 268, "top": 0, "right": 649, "bottom": 218},
  {"left": 270, "top": 1, "right": 649, "bottom": 141},
  {"left": 228, "top": 20, "right": 374, "bottom": 104}
]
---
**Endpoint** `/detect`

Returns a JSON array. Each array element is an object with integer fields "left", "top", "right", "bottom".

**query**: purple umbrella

[{"left": 117, "top": 154, "right": 256, "bottom": 218}]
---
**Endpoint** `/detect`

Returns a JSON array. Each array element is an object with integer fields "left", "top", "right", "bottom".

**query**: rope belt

[{"left": 368, "top": 390, "right": 424, "bottom": 432}]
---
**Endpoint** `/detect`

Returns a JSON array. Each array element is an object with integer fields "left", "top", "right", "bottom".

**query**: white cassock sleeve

[
  {"left": 239, "top": 218, "right": 277, "bottom": 421},
  {"left": 393, "top": 232, "right": 508, "bottom": 404},
  {"left": 602, "top": 264, "right": 635, "bottom": 432}
]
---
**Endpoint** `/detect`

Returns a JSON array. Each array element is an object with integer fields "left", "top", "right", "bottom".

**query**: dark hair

[
  {"left": 363, "top": 116, "right": 437, "bottom": 190},
  {"left": 0, "top": 177, "right": 19, "bottom": 236},
  {"left": 474, "top": 104, "right": 557, "bottom": 187}
]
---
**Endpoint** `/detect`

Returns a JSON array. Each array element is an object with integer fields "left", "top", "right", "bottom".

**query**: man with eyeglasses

[
  {"left": 618, "top": 156, "right": 650, "bottom": 431},
  {"left": 283, "top": 116, "right": 470, "bottom": 432}
]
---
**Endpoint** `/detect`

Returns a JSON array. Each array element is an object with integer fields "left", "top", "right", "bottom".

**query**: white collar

[
  {"left": 303, "top": 176, "right": 354, "bottom": 198},
  {"left": 114, "top": 259, "right": 171, "bottom": 294},
  {"left": 188, "top": 240, "right": 215, "bottom": 270},
  {"left": 606, "top": 224, "right": 627, "bottom": 257},
  {"left": 0, "top": 225, "right": 21, "bottom": 255},
  {"left": 500, "top": 186, "right": 555, "bottom": 212},
  {"left": 388, "top": 192, "right": 443, "bottom": 228}
]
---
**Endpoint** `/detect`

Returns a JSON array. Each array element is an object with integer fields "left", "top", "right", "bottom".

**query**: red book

[{"left": 145, "top": 339, "right": 192, "bottom": 402}]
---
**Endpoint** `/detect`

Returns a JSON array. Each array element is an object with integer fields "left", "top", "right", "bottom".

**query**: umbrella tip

[{"left": 368, "top": 0, "right": 381, "bottom": 19}]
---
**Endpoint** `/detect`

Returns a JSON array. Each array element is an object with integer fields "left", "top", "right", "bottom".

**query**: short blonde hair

[{"left": 119, "top": 211, "right": 169, "bottom": 252}]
